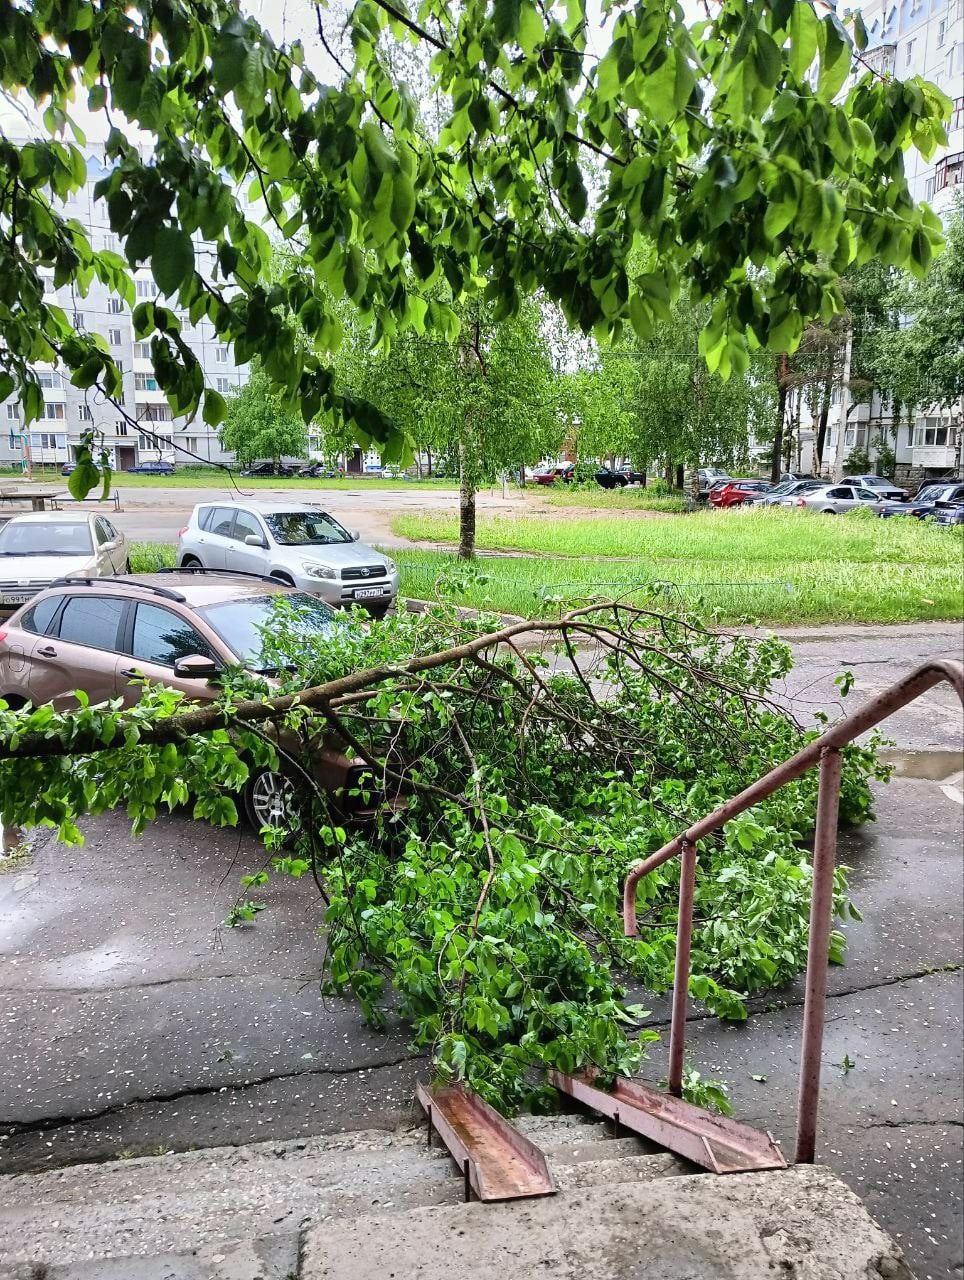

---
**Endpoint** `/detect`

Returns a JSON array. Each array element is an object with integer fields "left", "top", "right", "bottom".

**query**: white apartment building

[
  {"left": 816, "top": 0, "right": 964, "bottom": 482},
  {"left": 1, "top": 149, "right": 246, "bottom": 473}
]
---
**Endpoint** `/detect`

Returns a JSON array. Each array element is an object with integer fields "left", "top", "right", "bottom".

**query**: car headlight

[
  {"left": 384, "top": 558, "right": 397, "bottom": 573},
  {"left": 301, "top": 561, "right": 338, "bottom": 580}
]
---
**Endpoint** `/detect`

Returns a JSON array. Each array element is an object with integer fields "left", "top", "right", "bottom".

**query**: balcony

[{"left": 912, "top": 444, "right": 958, "bottom": 470}]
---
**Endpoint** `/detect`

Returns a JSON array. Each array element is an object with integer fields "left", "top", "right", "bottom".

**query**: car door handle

[
  {"left": 120, "top": 668, "right": 142, "bottom": 679},
  {"left": 36, "top": 645, "right": 57, "bottom": 657}
]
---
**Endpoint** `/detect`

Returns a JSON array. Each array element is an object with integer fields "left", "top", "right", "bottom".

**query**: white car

[
  {"left": 0, "top": 512, "right": 129, "bottom": 612},
  {"left": 793, "top": 484, "right": 883, "bottom": 514},
  {"left": 176, "top": 501, "right": 399, "bottom": 616}
]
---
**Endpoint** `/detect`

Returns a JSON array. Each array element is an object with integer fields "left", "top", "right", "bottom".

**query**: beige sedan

[{"left": 0, "top": 512, "right": 129, "bottom": 614}]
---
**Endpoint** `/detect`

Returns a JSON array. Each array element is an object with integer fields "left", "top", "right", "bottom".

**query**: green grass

[
  {"left": 388, "top": 507, "right": 964, "bottom": 624},
  {"left": 0, "top": 465, "right": 457, "bottom": 491},
  {"left": 542, "top": 487, "right": 690, "bottom": 513},
  {"left": 130, "top": 542, "right": 177, "bottom": 571}
]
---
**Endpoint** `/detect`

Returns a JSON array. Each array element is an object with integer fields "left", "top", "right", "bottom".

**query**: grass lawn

[
  {"left": 0, "top": 466, "right": 458, "bottom": 491},
  {"left": 541, "top": 487, "right": 689, "bottom": 513},
  {"left": 388, "top": 508, "right": 964, "bottom": 624}
]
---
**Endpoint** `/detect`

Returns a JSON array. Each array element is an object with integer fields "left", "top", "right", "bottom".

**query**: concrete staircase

[{"left": 0, "top": 1114, "right": 913, "bottom": 1280}]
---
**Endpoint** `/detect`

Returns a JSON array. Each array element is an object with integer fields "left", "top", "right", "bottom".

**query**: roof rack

[
  {"left": 48, "top": 576, "right": 187, "bottom": 602},
  {"left": 156, "top": 566, "right": 286, "bottom": 585}
]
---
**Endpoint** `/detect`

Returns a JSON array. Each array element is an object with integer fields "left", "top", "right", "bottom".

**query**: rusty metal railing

[{"left": 622, "top": 659, "right": 964, "bottom": 1164}]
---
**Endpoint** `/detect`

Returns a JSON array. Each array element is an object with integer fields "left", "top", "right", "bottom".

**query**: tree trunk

[
  {"left": 664, "top": 461, "right": 674, "bottom": 487},
  {"left": 770, "top": 352, "right": 790, "bottom": 484},
  {"left": 815, "top": 372, "right": 833, "bottom": 471},
  {"left": 458, "top": 432, "right": 476, "bottom": 560},
  {"left": 674, "top": 463, "right": 685, "bottom": 491},
  {"left": 519, "top": 463, "right": 526, "bottom": 488},
  {"left": 426, "top": 446, "right": 433, "bottom": 478}
]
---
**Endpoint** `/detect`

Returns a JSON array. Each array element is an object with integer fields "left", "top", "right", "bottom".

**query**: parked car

[
  {"left": 61, "top": 462, "right": 78, "bottom": 477},
  {"left": 176, "top": 502, "right": 399, "bottom": 617},
  {"left": 127, "top": 460, "right": 176, "bottom": 476},
  {"left": 616, "top": 465, "right": 646, "bottom": 485},
  {"left": 794, "top": 484, "right": 883, "bottom": 514},
  {"left": 298, "top": 462, "right": 344, "bottom": 479},
  {"left": 709, "top": 480, "right": 772, "bottom": 508},
  {"left": 0, "top": 513, "right": 129, "bottom": 612},
  {"left": 0, "top": 573, "right": 382, "bottom": 831},
  {"left": 239, "top": 461, "right": 297, "bottom": 478},
  {"left": 875, "top": 483, "right": 964, "bottom": 519},
  {"left": 926, "top": 500, "right": 964, "bottom": 528},
  {"left": 696, "top": 467, "right": 732, "bottom": 499},
  {"left": 749, "top": 479, "right": 823, "bottom": 506},
  {"left": 842, "top": 475, "right": 908, "bottom": 502},
  {"left": 532, "top": 464, "right": 574, "bottom": 486},
  {"left": 779, "top": 472, "right": 816, "bottom": 484},
  {"left": 595, "top": 466, "right": 630, "bottom": 489}
]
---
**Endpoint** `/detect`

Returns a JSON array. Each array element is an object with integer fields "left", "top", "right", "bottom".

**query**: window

[
  {"left": 78, "top": 404, "right": 93, "bottom": 422},
  {"left": 93, "top": 519, "right": 113, "bottom": 546},
  {"left": 130, "top": 604, "right": 216, "bottom": 667},
  {"left": 215, "top": 346, "right": 228, "bottom": 363},
  {"left": 142, "top": 405, "right": 171, "bottom": 421},
  {"left": 109, "top": 298, "right": 124, "bottom": 314},
  {"left": 36, "top": 370, "right": 57, "bottom": 388},
  {"left": 938, "top": 18, "right": 947, "bottom": 43},
  {"left": 117, "top": 419, "right": 128, "bottom": 436},
  {"left": 925, "top": 174, "right": 937, "bottom": 200},
  {"left": 207, "top": 507, "right": 239, "bottom": 538},
  {"left": 216, "top": 376, "right": 231, "bottom": 393},
  {"left": 109, "top": 328, "right": 123, "bottom": 346},
  {"left": 952, "top": 97, "right": 964, "bottom": 131},
  {"left": 844, "top": 426, "right": 856, "bottom": 446},
  {"left": 8, "top": 434, "right": 21, "bottom": 450},
  {"left": 30, "top": 432, "right": 61, "bottom": 450},
  {"left": 41, "top": 404, "right": 65, "bottom": 420},
  {"left": 230, "top": 510, "right": 265, "bottom": 544},
  {"left": 73, "top": 311, "right": 85, "bottom": 330},
  {"left": 826, "top": 487, "right": 850, "bottom": 498},
  {"left": 136, "top": 279, "right": 157, "bottom": 298},
  {"left": 56, "top": 596, "right": 126, "bottom": 651},
  {"left": 133, "top": 342, "right": 151, "bottom": 360},
  {"left": 20, "top": 595, "right": 63, "bottom": 636},
  {"left": 904, "top": 38, "right": 914, "bottom": 64},
  {"left": 134, "top": 373, "right": 159, "bottom": 391},
  {"left": 6, "top": 404, "right": 19, "bottom": 420}
]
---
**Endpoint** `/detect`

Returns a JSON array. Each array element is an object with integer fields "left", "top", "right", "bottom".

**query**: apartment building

[
  {"left": 1, "top": 150, "right": 246, "bottom": 473},
  {"left": 817, "top": 0, "right": 964, "bottom": 482}
]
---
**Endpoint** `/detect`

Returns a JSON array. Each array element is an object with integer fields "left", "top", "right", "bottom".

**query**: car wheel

[
  {"left": 270, "top": 572, "right": 295, "bottom": 587},
  {"left": 822, "top": 508, "right": 836, "bottom": 515},
  {"left": 243, "top": 768, "right": 303, "bottom": 838},
  {"left": 367, "top": 602, "right": 391, "bottom": 620},
  {"left": 124, "top": 559, "right": 132, "bottom": 573},
  {"left": 180, "top": 555, "right": 202, "bottom": 568}
]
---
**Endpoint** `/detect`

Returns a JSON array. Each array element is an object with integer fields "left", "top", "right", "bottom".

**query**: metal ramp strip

[
  {"left": 550, "top": 1070, "right": 787, "bottom": 1175},
  {"left": 417, "top": 1081, "right": 557, "bottom": 1202}
]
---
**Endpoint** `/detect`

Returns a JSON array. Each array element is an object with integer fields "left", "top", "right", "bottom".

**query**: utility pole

[{"left": 831, "top": 324, "right": 853, "bottom": 483}]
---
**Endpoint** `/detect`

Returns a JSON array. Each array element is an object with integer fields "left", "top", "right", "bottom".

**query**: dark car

[
  {"left": 875, "top": 483, "right": 964, "bottom": 519},
  {"left": 843, "top": 475, "right": 907, "bottom": 502},
  {"left": 926, "top": 500, "right": 964, "bottom": 528},
  {"left": 127, "top": 460, "right": 175, "bottom": 476},
  {"left": 61, "top": 462, "right": 78, "bottom": 476},
  {"left": 240, "top": 461, "right": 296, "bottom": 478},
  {"left": 298, "top": 462, "right": 344, "bottom": 479},
  {"left": 616, "top": 465, "right": 646, "bottom": 485},
  {"left": 595, "top": 467, "right": 629, "bottom": 489}
]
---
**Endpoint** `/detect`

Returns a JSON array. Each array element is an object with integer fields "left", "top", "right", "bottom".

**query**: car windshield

[
  {"left": 263, "top": 511, "right": 352, "bottom": 546},
  {"left": 0, "top": 521, "right": 92, "bottom": 556},
  {"left": 200, "top": 593, "right": 338, "bottom": 672}
]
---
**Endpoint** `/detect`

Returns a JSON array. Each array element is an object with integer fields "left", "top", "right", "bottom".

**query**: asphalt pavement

[{"left": 0, "top": 619, "right": 960, "bottom": 1277}]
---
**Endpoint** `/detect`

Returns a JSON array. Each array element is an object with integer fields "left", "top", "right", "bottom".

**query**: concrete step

[
  {"left": 0, "top": 1129, "right": 463, "bottom": 1269},
  {"left": 510, "top": 1112, "right": 609, "bottom": 1143},
  {"left": 552, "top": 1152, "right": 695, "bottom": 1190},
  {"left": 300, "top": 1165, "right": 914, "bottom": 1280}
]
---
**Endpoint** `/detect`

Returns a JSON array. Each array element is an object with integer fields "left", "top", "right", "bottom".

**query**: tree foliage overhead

[
  {"left": 0, "top": 0, "right": 951, "bottom": 489},
  {"left": 220, "top": 359, "right": 308, "bottom": 467}
]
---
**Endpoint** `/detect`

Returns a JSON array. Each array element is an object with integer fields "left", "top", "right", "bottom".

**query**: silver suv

[{"left": 176, "top": 502, "right": 399, "bottom": 616}]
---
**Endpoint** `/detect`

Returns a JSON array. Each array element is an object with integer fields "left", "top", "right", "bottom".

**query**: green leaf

[
  {"left": 203, "top": 388, "right": 227, "bottom": 426},
  {"left": 0, "top": 372, "right": 13, "bottom": 402},
  {"left": 152, "top": 227, "right": 195, "bottom": 296},
  {"left": 68, "top": 462, "right": 99, "bottom": 501},
  {"left": 518, "top": 3, "right": 543, "bottom": 55},
  {"left": 817, "top": 13, "right": 851, "bottom": 102},
  {"left": 789, "top": 2, "right": 819, "bottom": 81}
]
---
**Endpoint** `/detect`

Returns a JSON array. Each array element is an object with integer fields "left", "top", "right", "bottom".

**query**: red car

[
  {"left": 709, "top": 480, "right": 772, "bottom": 508},
  {"left": 533, "top": 464, "right": 574, "bottom": 486}
]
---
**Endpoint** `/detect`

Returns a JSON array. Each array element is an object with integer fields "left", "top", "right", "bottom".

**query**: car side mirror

[
  {"left": 244, "top": 533, "right": 267, "bottom": 548},
  {"left": 173, "top": 654, "right": 221, "bottom": 680},
  {"left": 350, "top": 529, "right": 360, "bottom": 541}
]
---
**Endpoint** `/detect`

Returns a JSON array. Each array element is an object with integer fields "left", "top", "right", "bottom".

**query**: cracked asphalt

[{"left": 0, "top": 620, "right": 960, "bottom": 1277}]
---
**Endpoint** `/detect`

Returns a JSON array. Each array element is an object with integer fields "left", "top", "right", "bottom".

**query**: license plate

[
  {"left": 354, "top": 587, "right": 384, "bottom": 600},
  {"left": 1, "top": 592, "right": 33, "bottom": 606}
]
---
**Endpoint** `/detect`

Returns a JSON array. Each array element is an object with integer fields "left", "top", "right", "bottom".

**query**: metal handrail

[{"left": 622, "top": 659, "right": 964, "bottom": 1164}]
